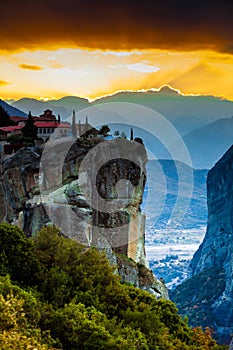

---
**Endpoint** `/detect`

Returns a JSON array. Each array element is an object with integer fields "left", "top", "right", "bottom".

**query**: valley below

[
  {"left": 144, "top": 159, "right": 208, "bottom": 289},
  {"left": 145, "top": 226, "right": 206, "bottom": 289}
]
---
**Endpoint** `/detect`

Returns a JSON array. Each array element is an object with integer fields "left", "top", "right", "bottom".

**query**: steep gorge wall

[
  {"left": 172, "top": 145, "right": 233, "bottom": 344},
  {"left": 191, "top": 145, "right": 233, "bottom": 341}
]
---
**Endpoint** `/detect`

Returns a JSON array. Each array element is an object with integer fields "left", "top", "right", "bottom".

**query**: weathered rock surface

[
  {"left": 191, "top": 145, "right": 233, "bottom": 277},
  {"left": 0, "top": 148, "right": 41, "bottom": 224},
  {"left": 0, "top": 139, "right": 168, "bottom": 299},
  {"left": 95, "top": 234, "right": 168, "bottom": 298},
  {"left": 171, "top": 145, "right": 233, "bottom": 344}
]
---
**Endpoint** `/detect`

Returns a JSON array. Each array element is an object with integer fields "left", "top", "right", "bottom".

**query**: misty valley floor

[{"left": 145, "top": 226, "right": 206, "bottom": 289}]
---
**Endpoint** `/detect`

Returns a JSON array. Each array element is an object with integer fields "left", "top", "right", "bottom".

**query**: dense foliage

[
  {"left": 0, "top": 106, "right": 14, "bottom": 127},
  {"left": 0, "top": 223, "right": 227, "bottom": 349},
  {"left": 21, "top": 112, "right": 38, "bottom": 144},
  {"left": 99, "top": 124, "right": 110, "bottom": 136},
  {"left": 170, "top": 267, "right": 226, "bottom": 341}
]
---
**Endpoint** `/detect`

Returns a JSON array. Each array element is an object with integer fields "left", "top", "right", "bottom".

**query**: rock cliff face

[
  {"left": 171, "top": 145, "right": 233, "bottom": 344},
  {"left": 191, "top": 145, "right": 233, "bottom": 340},
  {"left": 191, "top": 145, "right": 233, "bottom": 277},
  {"left": 0, "top": 139, "right": 168, "bottom": 299}
]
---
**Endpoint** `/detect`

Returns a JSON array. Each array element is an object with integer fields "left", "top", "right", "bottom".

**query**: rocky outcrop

[
  {"left": 191, "top": 145, "right": 233, "bottom": 342},
  {"left": 0, "top": 148, "right": 41, "bottom": 225},
  {"left": 171, "top": 145, "right": 233, "bottom": 344},
  {"left": 0, "top": 139, "right": 168, "bottom": 299},
  {"left": 94, "top": 234, "right": 168, "bottom": 298},
  {"left": 191, "top": 145, "right": 233, "bottom": 277}
]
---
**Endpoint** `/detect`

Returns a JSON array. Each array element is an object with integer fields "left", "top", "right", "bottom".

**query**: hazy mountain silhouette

[
  {"left": 11, "top": 87, "right": 233, "bottom": 134},
  {"left": 0, "top": 99, "right": 27, "bottom": 117},
  {"left": 144, "top": 159, "right": 208, "bottom": 229},
  {"left": 9, "top": 88, "right": 233, "bottom": 169},
  {"left": 12, "top": 98, "right": 69, "bottom": 119},
  {"left": 12, "top": 96, "right": 90, "bottom": 120},
  {"left": 49, "top": 96, "right": 90, "bottom": 114},
  {"left": 93, "top": 87, "right": 233, "bottom": 135},
  {"left": 181, "top": 116, "right": 233, "bottom": 168}
]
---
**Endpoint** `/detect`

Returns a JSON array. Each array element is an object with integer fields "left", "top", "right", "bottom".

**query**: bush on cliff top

[{"left": 0, "top": 223, "right": 228, "bottom": 349}]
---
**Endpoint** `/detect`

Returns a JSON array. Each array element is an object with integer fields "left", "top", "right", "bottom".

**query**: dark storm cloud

[{"left": 1, "top": 0, "right": 233, "bottom": 53}]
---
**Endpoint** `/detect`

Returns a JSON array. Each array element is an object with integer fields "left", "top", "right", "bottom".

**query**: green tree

[
  {"left": 34, "top": 226, "right": 119, "bottom": 308},
  {"left": 21, "top": 111, "right": 38, "bottom": 144},
  {"left": 71, "top": 110, "right": 77, "bottom": 138},
  {"left": 120, "top": 131, "right": 127, "bottom": 139},
  {"left": 113, "top": 130, "right": 127, "bottom": 139},
  {"left": 130, "top": 128, "right": 134, "bottom": 141},
  {"left": 0, "top": 224, "right": 227, "bottom": 350},
  {"left": 43, "top": 301, "right": 149, "bottom": 350},
  {"left": 113, "top": 130, "right": 120, "bottom": 137},
  {"left": 0, "top": 106, "right": 14, "bottom": 127},
  {"left": 0, "top": 276, "right": 58, "bottom": 349},
  {"left": 7, "top": 134, "right": 23, "bottom": 145},
  {"left": 0, "top": 223, "right": 40, "bottom": 286},
  {"left": 99, "top": 125, "right": 110, "bottom": 137},
  {"left": 191, "top": 327, "right": 224, "bottom": 349}
]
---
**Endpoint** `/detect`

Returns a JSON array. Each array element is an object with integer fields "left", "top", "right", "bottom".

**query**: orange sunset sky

[{"left": 1, "top": 0, "right": 233, "bottom": 101}]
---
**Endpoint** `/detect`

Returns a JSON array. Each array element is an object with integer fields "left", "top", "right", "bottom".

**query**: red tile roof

[
  {"left": 35, "top": 122, "right": 70, "bottom": 128},
  {"left": 59, "top": 123, "right": 71, "bottom": 128},
  {"left": 0, "top": 126, "right": 23, "bottom": 132},
  {"left": 10, "top": 116, "right": 26, "bottom": 122},
  {"left": 35, "top": 122, "right": 58, "bottom": 128},
  {"left": 0, "top": 122, "right": 71, "bottom": 134}
]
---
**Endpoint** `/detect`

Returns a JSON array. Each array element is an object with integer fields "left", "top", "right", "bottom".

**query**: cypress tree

[
  {"left": 0, "top": 106, "right": 14, "bottom": 127},
  {"left": 21, "top": 111, "right": 38, "bottom": 144},
  {"left": 72, "top": 110, "right": 77, "bottom": 138},
  {"left": 130, "top": 128, "right": 134, "bottom": 141}
]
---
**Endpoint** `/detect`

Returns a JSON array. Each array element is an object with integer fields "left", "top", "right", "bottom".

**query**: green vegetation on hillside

[
  {"left": 171, "top": 267, "right": 226, "bottom": 340},
  {"left": 0, "top": 223, "right": 227, "bottom": 349}
]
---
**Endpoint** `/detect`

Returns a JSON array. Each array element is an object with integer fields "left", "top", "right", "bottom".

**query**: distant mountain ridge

[
  {"left": 93, "top": 88, "right": 233, "bottom": 135},
  {"left": 5, "top": 89, "right": 233, "bottom": 169},
  {"left": 0, "top": 99, "right": 27, "bottom": 117},
  {"left": 12, "top": 96, "right": 90, "bottom": 120},
  {"left": 11, "top": 98, "right": 70, "bottom": 119},
  {"left": 49, "top": 96, "right": 90, "bottom": 112},
  {"left": 10, "top": 87, "right": 233, "bottom": 135},
  {"left": 145, "top": 159, "right": 208, "bottom": 229},
  {"left": 181, "top": 116, "right": 233, "bottom": 168}
]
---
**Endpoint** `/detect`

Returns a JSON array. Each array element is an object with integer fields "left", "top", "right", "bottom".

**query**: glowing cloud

[
  {"left": 0, "top": 48, "right": 232, "bottom": 101},
  {"left": 101, "top": 51, "right": 142, "bottom": 57},
  {"left": 19, "top": 64, "right": 44, "bottom": 71},
  {"left": 127, "top": 63, "right": 160, "bottom": 73},
  {"left": 109, "top": 63, "right": 160, "bottom": 73},
  {"left": 0, "top": 80, "right": 11, "bottom": 86}
]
